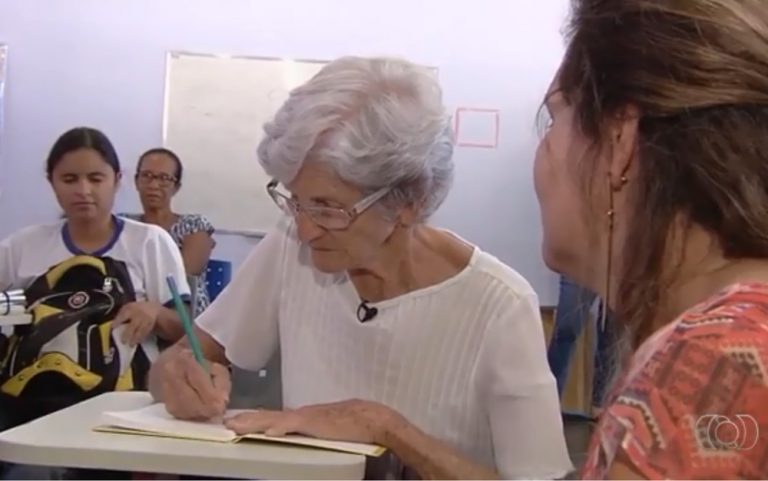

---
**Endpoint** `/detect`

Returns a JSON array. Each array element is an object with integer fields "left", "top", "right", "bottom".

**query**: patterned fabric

[
  {"left": 119, "top": 213, "right": 214, "bottom": 317},
  {"left": 582, "top": 283, "right": 768, "bottom": 479}
]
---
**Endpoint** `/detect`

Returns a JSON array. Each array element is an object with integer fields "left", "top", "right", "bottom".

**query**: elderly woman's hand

[{"left": 224, "top": 399, "right": 403, "bottom": 444}]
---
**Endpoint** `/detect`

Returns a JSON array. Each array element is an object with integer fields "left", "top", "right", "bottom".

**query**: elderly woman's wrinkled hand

[{"left": 224, "top": 399, "right": 402, "bottom": 445}]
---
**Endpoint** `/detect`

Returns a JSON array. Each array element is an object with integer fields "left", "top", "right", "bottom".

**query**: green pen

[{"left": 166, "top": 275, "right": 208, "bottom": 373}]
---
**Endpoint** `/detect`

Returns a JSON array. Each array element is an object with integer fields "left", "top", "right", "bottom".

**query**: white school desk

[
  {"left": 0, "top": 314, "right": 31, "bottom": 327},
  {"left": 0, "top": 391, "right": 367, "bottom": 480}
]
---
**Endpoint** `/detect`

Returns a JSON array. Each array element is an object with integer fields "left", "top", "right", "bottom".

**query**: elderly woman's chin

[{"left": 309, "top": 248, "right": 348, "bottom": 273}]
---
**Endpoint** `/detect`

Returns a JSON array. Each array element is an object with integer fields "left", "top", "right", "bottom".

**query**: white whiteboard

[{"left": 163, "top": 52, "right": 326, "bottom": 234}]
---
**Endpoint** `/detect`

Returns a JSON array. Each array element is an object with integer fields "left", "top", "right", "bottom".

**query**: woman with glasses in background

[
  {"left": 122, "top": 148, "right": 215, "bottom": 318},
  {"left": 148, "top": 56, "right": 572, "bottom": 479}
]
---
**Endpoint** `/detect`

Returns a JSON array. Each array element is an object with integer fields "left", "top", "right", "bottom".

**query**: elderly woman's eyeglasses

[
  {"left": 266, "top": 180, "right": 391, "bottom": 230},
  {"left": 136, "top": 171, "right": 178, "bottom": 187}
]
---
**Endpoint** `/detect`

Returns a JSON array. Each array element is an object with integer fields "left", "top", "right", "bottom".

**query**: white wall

[{"left": 0, "top": 0, "right": 567, "bottom": 303}]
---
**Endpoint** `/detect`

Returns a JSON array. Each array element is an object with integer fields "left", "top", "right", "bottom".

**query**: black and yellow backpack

[{"left": 0, "top": 255, "right": 152, "bottom": 427}]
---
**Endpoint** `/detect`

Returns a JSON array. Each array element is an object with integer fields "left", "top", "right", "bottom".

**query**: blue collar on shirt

[{"left": 61, "top": 215, "right": 125, "bottom": 256}]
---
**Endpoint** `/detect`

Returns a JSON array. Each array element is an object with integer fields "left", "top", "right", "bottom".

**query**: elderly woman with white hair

[{"left": 149, "top": 56, "right": 572, "bottom": 479}]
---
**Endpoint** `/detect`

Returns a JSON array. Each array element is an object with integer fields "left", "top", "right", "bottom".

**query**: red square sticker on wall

[{"left": 454, "top": 107, "right": 500, "bottom": 148}]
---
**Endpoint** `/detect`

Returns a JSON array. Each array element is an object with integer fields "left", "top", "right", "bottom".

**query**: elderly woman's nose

[{"left": 296, "top": 212, "right": 325, "bottom": 242}]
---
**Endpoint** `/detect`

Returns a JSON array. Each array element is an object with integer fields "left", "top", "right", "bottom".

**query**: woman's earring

[{"left": 602, "top": 183, "right": 616, "bottom": 332}]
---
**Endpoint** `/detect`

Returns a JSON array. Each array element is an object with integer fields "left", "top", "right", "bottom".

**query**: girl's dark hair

[
  {"left": 46, "top": 127, "right": 121, "bottom": 178},
  {"left": 136, "top": 148, "right": 183, "bottom": 185},
  {"left": 559, "top": 0, "right": 768, "bottom": 348}
]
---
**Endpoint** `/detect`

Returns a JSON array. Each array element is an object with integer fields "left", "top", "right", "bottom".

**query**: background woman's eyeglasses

[
  {"left": 266, "top": 179, "right": 390, "bottom": 230},
  {"left": 136, "top": 171, "right": 178, "bottom": 187}
]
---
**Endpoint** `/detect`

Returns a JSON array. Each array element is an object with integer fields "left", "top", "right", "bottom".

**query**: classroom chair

[{"left": 205, "top": 259, "right": 232, "bottom": 302}]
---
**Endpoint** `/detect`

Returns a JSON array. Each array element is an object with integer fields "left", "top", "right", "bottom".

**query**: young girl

[{"left": 0, "top": 127, "right": 190, "bottom": 479}]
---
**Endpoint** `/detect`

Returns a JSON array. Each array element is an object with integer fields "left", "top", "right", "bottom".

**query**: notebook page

[{"left": 100, "top": 403, "right": 238, "bottom": 442}]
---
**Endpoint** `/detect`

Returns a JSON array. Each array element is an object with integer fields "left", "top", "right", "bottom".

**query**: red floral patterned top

[{"left": 582, "top": 283, "right": 768, "bottom": 479}]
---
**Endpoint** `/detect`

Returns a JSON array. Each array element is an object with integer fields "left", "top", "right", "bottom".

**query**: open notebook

[{"left": 95, "top": 403, "right": 386, "bottom": 457}]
